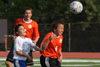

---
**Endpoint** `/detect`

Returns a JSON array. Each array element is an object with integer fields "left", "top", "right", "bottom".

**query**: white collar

[
  {"left": 23, "top": 18, "right": 32, "bottom": 23},
  {"left": 51, "top": 32, "right": 59, "bottom": 38}
]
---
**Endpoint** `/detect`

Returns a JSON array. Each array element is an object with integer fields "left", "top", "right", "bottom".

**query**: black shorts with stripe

[
  {"left": 6, "top": 42, "right": 14, "bottom": 63},
  {"left": 40, "top": 55, "right": 61, "bottom": 67}
]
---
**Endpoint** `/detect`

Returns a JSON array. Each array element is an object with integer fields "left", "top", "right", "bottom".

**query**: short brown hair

[
  {"left": 24, "top": 7, "right": 32, "bottom": 14},
  {"left": 52, "top": 20, "right": 64, "bottom": 31},
  {"left": 15, "top": 24, "right": 24, "bottom": 33}
]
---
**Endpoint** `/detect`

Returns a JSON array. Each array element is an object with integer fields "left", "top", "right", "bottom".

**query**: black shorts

[
  {"left": 26, "top": 50, "right": 34, "bottom": 66},
  {"left": 6, "top": 51, "right": 13, "bottom": 63},
  {"left": 6, "top": 42, "right": 14, "bottom": 63},
  {"left": 6, "top": 49, "right": 34, "bottom": 66},
  {"left": 40, "top": 55, "right": 61, "bottom": 67}
]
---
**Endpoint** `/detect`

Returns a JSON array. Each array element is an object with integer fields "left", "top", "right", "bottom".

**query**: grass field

[{"left": 0, "top": 58, "right": 100, "bottom": 67}]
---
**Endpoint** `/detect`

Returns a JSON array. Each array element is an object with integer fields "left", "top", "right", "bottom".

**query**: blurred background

[{"left": 0, "top": 0, "right": 100, "bottom": 52}]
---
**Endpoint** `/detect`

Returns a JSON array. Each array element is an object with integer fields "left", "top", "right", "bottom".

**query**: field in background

[
  {"left": 1, "top": 51, "right": 100, "bottom": 67},
  {"left": 1, "top": 58, "right": 100, "bottom": 67},
  {"left": 1, "top": 51, "right": 100, "bottom": 58}
]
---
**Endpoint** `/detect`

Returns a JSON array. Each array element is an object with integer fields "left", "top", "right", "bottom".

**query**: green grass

[{"left": 1, "top": 58, "right": 100, "bottom": 67}]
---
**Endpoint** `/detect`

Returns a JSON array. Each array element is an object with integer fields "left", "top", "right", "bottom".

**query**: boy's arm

[
  {"left": 58, "top": 49, "right": 62, "bottom": 62},
  {"left": 41, "top": 37, "right": 51, "bottom": 50},
  {"left": 33, "top": 45, "right": 41, "bottom": 51},
  {"left": 16, "top": 50, "right": 32, "bottom": 61},
  {"left": 41, "top": 33, "right": 56, "bottom": 50}
]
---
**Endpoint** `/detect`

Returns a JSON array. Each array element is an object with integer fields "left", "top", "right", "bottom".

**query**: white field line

[
  {"left": 62, "top": 59, "right": 100, "bottom": 63},
  {"left": 1, "top": 58, "right": 100, "bottom": 63},
  {"left": 1, "top": 58, "right": 100, "bottom": 66},
  {"left": 34, "top": 64, "right": 92, "bottom": 66},
  {"left": 0, "top": 63, "right": 99, "bottom": 67},
  {"left": 61, "top": 64, "right": 92, "bottom": 66},
  {"left": 34, "top": 63, "right": 100, "bottom": 66}
]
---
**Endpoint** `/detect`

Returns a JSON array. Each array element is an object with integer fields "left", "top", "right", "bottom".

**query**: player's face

[
  {"left": 55, "top": 24, "right": 64, "bottom": 36},
  {"left": 17, "top": 26, "right": 26, "bottom": 36},
  {"left": 24, "top": 10, "right": 32, "bottom": 20}
]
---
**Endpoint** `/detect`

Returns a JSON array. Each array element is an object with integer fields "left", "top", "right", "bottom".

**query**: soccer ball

[{"left": 70, "top": 1, "right": 83, "bottom": 14}]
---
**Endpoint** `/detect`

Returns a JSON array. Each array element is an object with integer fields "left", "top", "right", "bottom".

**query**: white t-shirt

[{"left": 13, "top": 36, "right": 35, "bottom": 61}]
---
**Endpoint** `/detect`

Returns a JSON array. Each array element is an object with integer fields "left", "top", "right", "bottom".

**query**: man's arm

[
  {"left": 32, "top": 36, "right": 39, "bottom": 45},
  {"left": 33, "top": 22, "right": 40, "bottom": 44}
]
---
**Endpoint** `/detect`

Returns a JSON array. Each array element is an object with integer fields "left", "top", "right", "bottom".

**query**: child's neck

[
  {"left": 24, "top": 18, "right": 31, "bottom": 21},
  {"left": 20, "top": 36, "right": 25, "bottom": 39}
]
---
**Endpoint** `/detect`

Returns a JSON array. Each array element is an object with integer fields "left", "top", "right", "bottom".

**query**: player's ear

[
  {"left": 16, "top": 32, "right": 19, "bottom": 35},
  {"left": 53, "top": 28, "right": 57, "bottom": 32}
]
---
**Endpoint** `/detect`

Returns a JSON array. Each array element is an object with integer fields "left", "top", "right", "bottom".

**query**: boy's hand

[
  {"left": 32, "top": 40, "right": 36, "bottom": 45},
  {"left": 27, "top": 55, "right": 32, "bottom": 61},
  {"left": 49, "top": 33, "right": 57, "bottom": 40},
  {"left": 58, "top": 56, "right": 62, "bottom": 62},
  {"left": 34, "top": 46, "right": 41, "bottom": 51}
]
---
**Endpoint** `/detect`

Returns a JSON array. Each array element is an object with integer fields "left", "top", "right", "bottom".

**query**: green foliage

[
  {"left": 0, "top": 0, "right": 100, "bottom": 23},
  {"left": 0, "top": 0, "right": 100, "bottom": 52}
]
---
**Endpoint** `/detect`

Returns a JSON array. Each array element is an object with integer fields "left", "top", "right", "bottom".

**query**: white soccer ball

[{"left": 70, "top": 1, "right": 83, "bottom": 14}]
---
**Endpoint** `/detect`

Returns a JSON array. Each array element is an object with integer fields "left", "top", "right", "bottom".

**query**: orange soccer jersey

[
  {"left": 14, "top": 18, "right": 39, "bottom": 40},
  {"left": 40, "top": 32, "right": 63, "bottom": 59}
]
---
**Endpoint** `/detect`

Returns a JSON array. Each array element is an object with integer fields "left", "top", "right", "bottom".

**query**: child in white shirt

[{"left": 13, "top": 24, "right": 40, "bottom": 67}]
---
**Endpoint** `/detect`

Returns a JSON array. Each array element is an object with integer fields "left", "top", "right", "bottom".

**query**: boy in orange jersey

[
  {"left": 5, "top": 8, "right": 40, "bottom": 67},
  {"left": 40, "top": 21, "right": 64, "bottom": 67}
]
